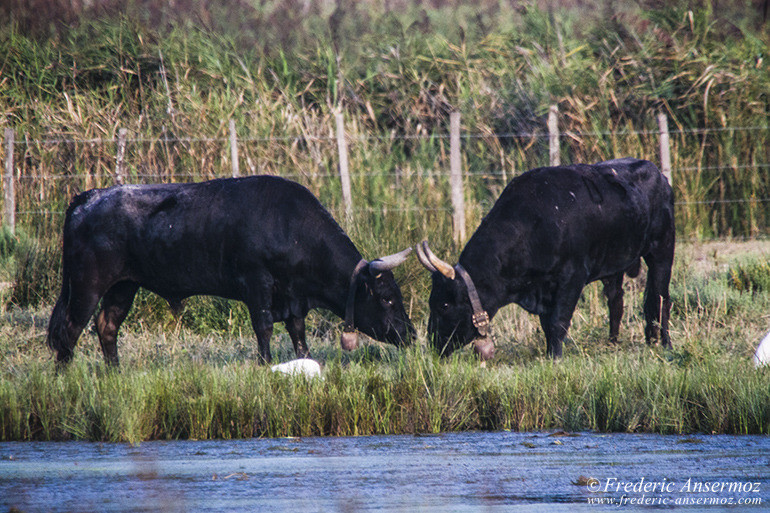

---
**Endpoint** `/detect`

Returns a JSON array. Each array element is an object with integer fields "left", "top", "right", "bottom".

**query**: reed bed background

[
  {"left": 2, "top": 0, "right": 769, "bottom": 244},
  {"left": 0, "top": 1, "right": 769, "bottom": 441},
  {"left": 1, "top": 1, "right": 768, "bottom": 313}
]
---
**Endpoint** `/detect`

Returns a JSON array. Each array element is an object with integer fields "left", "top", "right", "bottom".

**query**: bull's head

[
  {"left": 416, "top": 241, "right": 495, "bottom": 360},
  {"left": 343, "top": 247, "right": 416, "bottom": 349}
]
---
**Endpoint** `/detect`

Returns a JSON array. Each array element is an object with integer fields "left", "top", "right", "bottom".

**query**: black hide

[
  {"left": 47, "top": 176, "right": 414, "bottom": 365},
  {"left": 427, "top": 158, "right": 675, "bottom": 358}
]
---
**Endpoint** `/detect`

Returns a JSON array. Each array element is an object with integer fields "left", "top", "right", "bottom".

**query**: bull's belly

[
  {"left": 136, "top": 277, "right": 309, "bottom": 322},
  {"left": 133, "top": 269, "right": 246, "bottom": 303}
]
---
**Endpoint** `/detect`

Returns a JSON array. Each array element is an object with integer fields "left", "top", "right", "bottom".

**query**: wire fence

[
  {"left": 14, "top": 124, "right": 770, "bottom": 145},
  {"left": 3, "top": 111, "right": 770, "bottom": 242}
]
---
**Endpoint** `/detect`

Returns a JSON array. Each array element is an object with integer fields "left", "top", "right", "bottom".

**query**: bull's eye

[
  {"left": 441, "top": 303, "right": 449, "bottom": 310},
  {"left": 382, "top": 298, "right": 394, "bottom": 306}
]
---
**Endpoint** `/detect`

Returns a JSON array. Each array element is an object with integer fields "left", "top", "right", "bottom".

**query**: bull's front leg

[
  {"left": 539, "top": 310, "right": 566, "bottom": 358},
  {"left": 285, "top": 316, "right": 310, "bottom": 359},
  {"left": 539, "top": 279, "right": 585, "bottom": 358},
  {"left": 248, "top": 305, "right": 274, "bottom": 364}
]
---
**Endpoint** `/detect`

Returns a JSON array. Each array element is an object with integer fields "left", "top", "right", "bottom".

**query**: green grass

[
  {"left": 1, "top": 243, "right": 769, "bottom": 442},
  {"left": 1, "top": 330, "right": 767, "bottom": 442},
  {"left": 728, "top": 257, "right": 770, "bottom": 294}
]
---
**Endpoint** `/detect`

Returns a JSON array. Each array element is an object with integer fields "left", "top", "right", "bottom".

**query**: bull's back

[
  {"left": 62, "top": 176, "right": 350, "bottom": 299},
  {"left": 464, "top": 159, "right": 672, "bottom": 278}
]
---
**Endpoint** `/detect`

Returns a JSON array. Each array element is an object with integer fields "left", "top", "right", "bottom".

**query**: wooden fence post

[
  {"left": 4, "top": 128, "right": 15, "bottom": 234},
  {"left": 450, "top": 111, "right": 466, "bottom": 244},
  {"left": 115, "top": 128, "right": 127, "bottom": 185},
  {"left": 548, "top": 104, "right": 560, "bottom": 167},
  {"left": 657, "top": 112, "right": 672, "bottom": 184},
  {"left": 229, "top": 119, "right": 240, "bottom": 178},
  {"left": 335, "top": 110, "right": 352, "bottom": 218},
  {"left": 499, "top": 149, "right": 507, "bottom": 185}
]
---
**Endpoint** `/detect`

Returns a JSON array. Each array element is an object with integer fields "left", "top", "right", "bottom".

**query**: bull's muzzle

[
  {"left": 340, "top": 329, "right": 359, "bottom": 351},
  {"left": 473, "top": 337, "right": 495, "bottom": 361}
]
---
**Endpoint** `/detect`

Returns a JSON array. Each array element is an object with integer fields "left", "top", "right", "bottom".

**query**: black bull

[
  {"left": 417, "top": 158, "right": 675, "bottom": 359},
  {"left": 47, "top": 175, "right": 415, "bottom": 365}
]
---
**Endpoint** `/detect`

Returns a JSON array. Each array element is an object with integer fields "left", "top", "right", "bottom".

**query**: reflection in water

[{"left": 1, "top": 432, "right": 768, "bottom": 512}]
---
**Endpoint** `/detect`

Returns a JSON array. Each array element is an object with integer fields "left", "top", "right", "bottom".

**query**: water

[{"left": 1, "top": 432, "right": 768, "bottom": 512}]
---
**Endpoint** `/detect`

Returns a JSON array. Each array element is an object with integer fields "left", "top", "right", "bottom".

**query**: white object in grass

[
  {"left": 754, "top": 330, "right": 770, "bottom": 368},
  {"left": 271, "top": 359, "right": 322, "bottom": 378}
]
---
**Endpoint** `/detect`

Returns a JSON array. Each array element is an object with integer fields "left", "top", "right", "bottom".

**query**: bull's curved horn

[
  {"left": 415, "top": 242, "right": 438, "bottom": 273},
  {"left": 420, "top": 241, "right": 456, "bottom": 280},
  {"left": 369, "top": 247, "right": 413, "bottom": 273}
]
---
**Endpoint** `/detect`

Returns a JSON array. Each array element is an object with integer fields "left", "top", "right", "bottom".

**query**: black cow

[
  {"left": 47, "top": 175, "right": 415, "bottom": 365},
  {"left": 417, "top": 158, "right": 675, "bottom": 359}
]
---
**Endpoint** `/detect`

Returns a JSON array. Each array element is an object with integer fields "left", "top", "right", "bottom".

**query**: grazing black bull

[
  {"left": 417, "top": 158, "right": 675, "bottom": 359},
  {"left": 47, "top": 175, "right": 415, "bottom": 365}
]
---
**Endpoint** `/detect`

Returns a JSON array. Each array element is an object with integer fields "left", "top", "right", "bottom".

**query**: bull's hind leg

[
  {"left": 285, "top": 316, "right": 310, "bottom": 359},
  {"left": 47, "top": 284, "right": 102, "bottom": 365},
  {"left": 95, "top": 281, "right": 139, "bottom": 366},
  {"left": 601, "top": 273, "right": 624, "bottom": 344},
  {"left": 643, "top": 248, "right": 674, "bottom": 348}
]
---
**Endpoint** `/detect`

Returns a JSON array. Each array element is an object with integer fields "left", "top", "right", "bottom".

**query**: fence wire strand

[
  {"left": 10, "top": 124, "right": 770, "bottom": 146},
  {"left": 4, "top": 122, "right": 769, "bottom": 241}
]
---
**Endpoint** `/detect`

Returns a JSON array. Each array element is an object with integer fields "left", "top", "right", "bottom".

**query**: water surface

[{"left": 1, "top": 432, "right": 768, "bottom": 512}]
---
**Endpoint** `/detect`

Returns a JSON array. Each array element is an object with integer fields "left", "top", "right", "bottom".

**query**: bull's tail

[
  {"left": 46, "top": 280, "right": 69, "bottom": 353},
  {"left": 46, "top": 234, "right": 76, "bottom": 363},
  {"left": 46, "top": 191, "right": 92, "bottom": 362},
  {"left": 625, "top": 258, "right": 642, "bottom": 278}
]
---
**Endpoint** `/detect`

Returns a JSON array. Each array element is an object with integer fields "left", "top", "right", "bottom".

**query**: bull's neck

[
  {"left": 456, "top": 257, "right": 503, "bottom": 320},
  {"left": 317, "top": 250, "right": 364, "bottom": 320}
]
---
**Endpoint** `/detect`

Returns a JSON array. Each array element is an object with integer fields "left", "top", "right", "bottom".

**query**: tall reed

[{"left": 1, "top": 2, "right": 768, "bottom": 246}]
